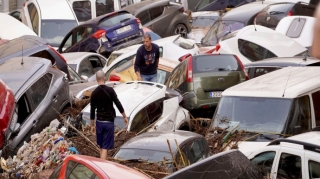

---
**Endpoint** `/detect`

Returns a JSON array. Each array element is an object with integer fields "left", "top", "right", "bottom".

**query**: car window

[
  {"left": 238, "top": 39, "right": 266, "bottom": 62},
  {"left": 115, "top": 59, "right": 133, "bottom": 73},
  {"left": 62, "top": 33, "right": 73, "bottom": 52},
  {"left": 286, "top": 18, "right": 306, "bottom": 38},
  {"left": 265, "top": 50, "right": 277, "bottom": 59},
  {"left": 17, "top": 94, "right": 32, "bottom": 125},
  {"left": 28, "top": 73, "right": 52, "bottom": 109},
  {"left": 48, "top": 163, "right": 62, "bottom": 179},
  {"left": 193, "top": 55, "right": 241, "bottom": 73},
  {"left": 166, "top": 59, "right": 187, "bottom": 90},
  {"left": 96, "top": 0, "right": 115, "bottom": 17},
  {"left": 253, "top": 67, "right": 280, "bottom": 78},
  {"left": 196, "top": 0, "right": 215, "bottom": 11},
  {"left": 181, "top": 139, "right": 207, "bottom": 164},
  {"left": 130, "top": 108, "right": 149, "bottom": 133},
  {"left": 309, "top": 160, "right": 320, "bottom": 178},
  {"left": 292, "top": 3, "right": 315, "bottom": 16},
  {"left": 66, "top": 160, "right": 77, "bottom": 177},
  {"left": 146, "top": 99, "right": 163, "bottom": 123},
  {"left": 27, "top": 3, "right": 39, "bottom": 34},
  {"left": 286, "top": 95, "right": 311, "bottom": 134},
  {"left": 266, "top": 3, "right": 293, "bottom": 14},
  {"left": 89, "top": 56, "right": 104, "bottom": 72},
  {"left": 250, "top": 151, "right": 276, "bottom": 177},
  {"left": 277, "top": 153, "right": 302, "bottom": 178},
  {"left": 192, "top": 15, "right": 218, "bottom": 28},
  {"left": 68, "top": 65, "right": 82, "bottom": 82},
  {"left": 149, "top": 6, "right": 164, "bottom": 21},
  {"left": 311, "top": 91, "right": 320, "bottom": 126},
  {"left": 68, "top": 163, "right": 95, "bottom": 179},
  {"left": 73, "top": 1, "right": 92, "bottom": 22},
  {"left": 98, "top": 57, "right": 106, "bottom": 66},
  {"left": 173, "top": 36, "right": 194, "bottom": 50},
  {"left": 157, "top": 69, "right": 170, "bottom": 84},
  {"left": 136, "top": 10, "right": 150, "bottom": 25},
  {"left": 75, "top": 27, "right": 93, "bottom": 44},
  {"left": 99, "top": 12, "right": 134, "bottom": 28},
  {"left": 106, "top": 55, "right": 136, "bottom": 78},
  {"left": 79, "top": 59, "right": 95, "bottom": 77}
]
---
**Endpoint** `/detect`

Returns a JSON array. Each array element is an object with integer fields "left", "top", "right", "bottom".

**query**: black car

[
  {"left": 0, "top": 35, "right": 71, "bottom": 80},
  {"left": 201, "top": 1, "right": 274, "bottom": 47},
  {"left": 245, "top": 56, "right": 320, "bottom": 79},
  {"left": 193, "top": 0, "right": 255, "bottom": 12},
  {"left": 255, "top": 2, "right": 316, "bottom": 29},
  {"left": 123, "top": 0, "right": 191, "bottom": 38},
  {"left": 0, "top": 57, "right": 71, "bottom": 157}
]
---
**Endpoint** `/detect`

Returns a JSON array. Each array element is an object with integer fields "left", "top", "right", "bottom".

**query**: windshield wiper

[{"left": 269, "top": 11, "right": 284, "bottom": 15}]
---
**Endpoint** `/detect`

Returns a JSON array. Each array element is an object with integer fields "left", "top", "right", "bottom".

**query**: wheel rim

[{"left": 174, "top": 25, "right": 187, "bottom": 38}]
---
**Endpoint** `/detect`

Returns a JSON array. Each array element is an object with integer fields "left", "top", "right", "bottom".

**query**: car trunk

[
  {"left": 193, "top": 71, "right": 241, "bottom": 100},
  {"left": 104, "top": 19, "right": 139, "bottom": 45}
]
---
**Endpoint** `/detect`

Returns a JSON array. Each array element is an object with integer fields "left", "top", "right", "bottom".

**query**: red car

[{"left": 49, "top": 155, "right": 150, "bottom": 179}]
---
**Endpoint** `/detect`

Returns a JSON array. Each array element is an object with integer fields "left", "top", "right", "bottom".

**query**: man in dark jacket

[
  {"left": 90, "top": 70, "right": 128, "bottom": 160},
  {"left": 134, "top": 33, "right": 160, "bottom": 82}
]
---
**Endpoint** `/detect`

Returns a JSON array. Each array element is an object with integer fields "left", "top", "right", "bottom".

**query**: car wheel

[{"left": 173, "top": 24, "right": 188, "bottom": 38}]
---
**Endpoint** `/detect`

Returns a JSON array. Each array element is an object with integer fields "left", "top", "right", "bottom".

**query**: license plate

[
  {"left": 210, "top": 92, "right": 222, "bottom": 98},
  {"left": 116, "top": 25, "right": 131, "bottom": 34}
]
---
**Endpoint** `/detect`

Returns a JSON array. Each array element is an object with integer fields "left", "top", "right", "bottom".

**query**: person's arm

[
  {"left": 90, "top": 92, "right": 96, "bottom": 133},
  {"left": 134, "top": 49, "right": 142, "bottom": 81},
  {"left": 312, "top": 5, "right": 320, "bottom": 58},
  {"left": 156, "top": 46, "right": 160, "bottom": 67},
  {"left": 110, "top": 88, "right": 128, "bottom": 127}
]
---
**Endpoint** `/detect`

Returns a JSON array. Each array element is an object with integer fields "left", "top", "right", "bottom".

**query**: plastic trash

[
  {"left": 50, "top": 119, "right": 60, "bottom": 128},
  {"left": 69, "top": 147, "right": 79, "bottom": 154}
]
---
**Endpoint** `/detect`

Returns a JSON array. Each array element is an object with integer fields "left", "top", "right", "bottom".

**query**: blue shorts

[{"left": 96, "top": 120, "right": 114, "bottom": 150}]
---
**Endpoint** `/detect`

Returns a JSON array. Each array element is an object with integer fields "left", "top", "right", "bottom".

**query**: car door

[
  {"left": 77, "top": 26, "right": 95, "bottom": 52},
  {"left": 59, "top": 26, "right": 92, "bottom": 53},
  {"left": 136, "top": 10, "right": 151, "bottom": 27},
  {"left": 78, "top": 58, "right": 95, "bottom": 78},
  {"left": 305, "top": 151, "right": 320, "bottom": 179},
  {"left": 144, "top": 6, "right": 167, "bottom": 37},
  {"left": 26, "top": 2, "right": 40, "bottom": 35},
  {"left": 70, "top": 0, "right": 93, "bottom": 22}
]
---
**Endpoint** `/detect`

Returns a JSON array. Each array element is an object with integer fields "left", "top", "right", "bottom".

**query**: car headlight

[{"left": 10, "top": 111, "right": 18, "bottom": 131}]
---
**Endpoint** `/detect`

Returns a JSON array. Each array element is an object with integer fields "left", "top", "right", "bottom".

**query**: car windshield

[
  {"left": 157, "top": 69, "right": 170, "bottom": 84},
  {"left": 192, "top": 15, "right": 218, "bottom": 28},
  {"left": 41, "top": 20, "right": 78, "bottom": 47},
  {"left": 107, "top": 53, "right": 123, "bottom": 66},
  {"left": 213, "top": 96, "right": 292, "bottom": 134},
  {"left": 114, "top": 148, "right": 172, "bottom": 163},
  {"left": 201, "top": 20, "right": 244, "bottom": 46},
  {"left": 99, "top": 12, "right": 133, "bottom": 28}
]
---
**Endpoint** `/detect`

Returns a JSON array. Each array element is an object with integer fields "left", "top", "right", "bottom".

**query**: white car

[
  {"left": 213, "top": 25, "right": 308, "bottom": 64},
  {"left": 187, "top": 11, "right": 220, "bottom": 44},
  {"left": 79, "top": 82, "right": 191, "bottom": 132},
  {"left": 248, "top": 131, "right": 320, "bottom": 179},
  {"left": 20, "top": 0, "right": 79, "bottom": 48},
  {"left": 0, "top": 13, "right": 36, "bottom": 40},
  {"left": 275, "top": 16, "right": 315, "bottom": 49},
  {"left": 62, "top": 52, "right": 107, "bottom": 81}
]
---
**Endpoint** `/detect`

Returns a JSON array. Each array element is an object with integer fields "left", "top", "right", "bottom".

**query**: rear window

[
  {"left": 286, "top": 18, "right": 306, "bottom": 38},
  {"left": 193, "top": 55, "right": 241, "bottom": 74},
  {"left": 115, "top": 59, "right": 133, "bottom": 73},
  {"left": 173, "top": 36, "right": 194, "bottom": 49},
  {"left": 266, "top": 3, "right": 293, "bottom": 14},
  {"left": 252, "top": 67, "right": 281, "bottom": 78},
  {"left": 192, "top": 15, "right": 218, "bottom": 28},
  {"left": 99, "top": 12, "right": 134, "bottom": 28},
  {"left": 0, "top": 39, "right": 39, "bottom": 58}
]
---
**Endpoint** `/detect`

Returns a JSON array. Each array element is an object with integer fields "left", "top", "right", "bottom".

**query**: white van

[
  {"left": 20, "top": 0, "right": 79, "bottom": 48},
  {"left": 211, "top": 67, "right": 320, "bottom": 154},
  {"left": 276, "top": 16, "right": 315, "bottom": 49},
  {"left": 69, "top": 0, "right": 141, "bottom": 23}
]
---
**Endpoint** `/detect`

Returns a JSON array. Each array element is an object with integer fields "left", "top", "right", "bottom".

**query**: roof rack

[{"left": 268, "top": 138, "right": 320, "bottom": 154}]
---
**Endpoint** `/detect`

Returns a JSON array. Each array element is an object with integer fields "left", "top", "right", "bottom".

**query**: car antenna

[
  {"left": 21, "top": 45, "right": 24, "bottom": 65},
  {"left": 282, "top": 69, "right": 292, "bottom": 97}
]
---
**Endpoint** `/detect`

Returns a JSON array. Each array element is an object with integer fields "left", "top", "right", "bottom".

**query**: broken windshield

[
  {"left": 213, "top": 96, "right": 292, "bottom": 134},
  {"left": 201, "top": 20, "right": 244, "bottom": 46}
]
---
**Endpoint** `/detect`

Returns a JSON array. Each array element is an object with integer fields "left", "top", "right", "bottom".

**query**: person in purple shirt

[{"left": 134, "top": 33, "right": 160, "bottom": 82}]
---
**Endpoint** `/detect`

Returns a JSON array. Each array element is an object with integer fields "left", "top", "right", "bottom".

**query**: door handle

[{"left": 32, "top": 120, "right": 38, "bottom": 127}]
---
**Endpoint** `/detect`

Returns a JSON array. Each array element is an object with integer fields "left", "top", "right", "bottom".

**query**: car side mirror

[
  {"left": 81, "top": 75, "right": 89, "bottom": 80},
  {"left": 293, "top": 126, "right": 302, "bottom": 135}
]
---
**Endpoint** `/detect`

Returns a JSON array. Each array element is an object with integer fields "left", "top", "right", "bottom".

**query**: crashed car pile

[{"left": 2, "top": 0, "right": 320, "bottom": 178}]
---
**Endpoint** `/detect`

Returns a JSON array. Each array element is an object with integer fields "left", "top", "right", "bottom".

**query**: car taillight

[
  {"left": 234, "top": 55, "right": 249, "bottom": 80},
  {"left": 186, "top": 56, "right": 193, "bottom": 82},
  {"left": 136, "top": 18, "right": 142, "bottom": 29},
  {"left": 91, "top": 29, "right": 106, "bottom": 39},
  {"left": 178, "top": 53, "right": 192, "bottom": 62},
  {"left": 205, "top": 47, "right": 216, "bottom": 54},
  {"left": 202, "top": 105, "right": 210, "bottom": 109},
  {"left": 287, "top": 10, "right": 293, "bottom": 16},
  {"left": 215, "top": 43, "right": 221, "bottom": 51},
  {"left": 47, "top": 45, "right": 67, "bottom": 63},
  {"left": 179, "top": 6, "right": 185, "bottom": 12},
  {"left": 109, "top": 74, "right": 120, "bottom": 81}
]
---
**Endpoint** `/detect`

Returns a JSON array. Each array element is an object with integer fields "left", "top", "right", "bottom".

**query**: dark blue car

[{"left": 58, "top": 10, "right": 144, "bottom": 57}]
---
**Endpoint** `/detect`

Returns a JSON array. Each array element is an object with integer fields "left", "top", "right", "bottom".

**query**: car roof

[
  {"left": 221, "top": 1, "right": 275, "bottom": 23},
  {"left": 66, "top": 155, "right": 150, "bottom": 179},
  {"left": 244, "top": 57, "right": 320, "bottom": 67},
  {"left": 62, "top": 52, "right": 103, "bottom": 64},
  {"left": 0, "top": 13, "right": 37, "bottom": 40},
  {"left": 122, "top": 0, "right": 169, "bottom": 15},
  {"left": 35, "top": 0, "right": 76, "bottom": 20},
  {"left": 0, "top": 57, "right": 50, "bottom": 95},
  {"left": 236, "top": 25, "right": 307, "bottom": 57},
  {"left": 82, "top": 82, "right": 166, "bottom": 117},
  {"left": 287, "top": 131, "right": 320, "bottom": 146},
  {"left": 120, "top": 130, "right": 203, "bottom": 152},
  {"left": 223, "top": 67, "right": 320, "bottom": 98},
  {"left": 191, "top": 11, "right": 220, "bottom": 18},
  {"left": 82, "top": 10, "right": 130, "bottom": 25}
]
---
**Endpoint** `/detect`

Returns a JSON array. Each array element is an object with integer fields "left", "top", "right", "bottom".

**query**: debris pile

[
  {"left": 190, "top": 118, "right": 212, "bottom": 136},
  {"left": 0, "top": 120, "right": 78, "bottom": 179}
]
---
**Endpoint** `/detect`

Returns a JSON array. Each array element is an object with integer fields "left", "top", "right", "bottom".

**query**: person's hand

[
  {"left": 91, "top": 125, "right": 95, "bottom": 134},
  {"left": 124, "top": 117, "right": 129, "bottom": 127},
  {"left": 137, "top": 76, "right": 142, "bottom": 81}
]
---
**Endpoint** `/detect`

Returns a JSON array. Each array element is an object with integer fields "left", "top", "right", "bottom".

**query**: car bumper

[
  {"left": 183, "top": 91, "right": 220, "bottom": 111},
  {"left": 99, "top": 32, "right": 143, "bottom": 53}
]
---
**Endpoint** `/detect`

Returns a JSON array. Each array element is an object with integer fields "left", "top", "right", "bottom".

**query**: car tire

[{"left": 173, "top": 24, "right": 188, "bottom": 38}]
